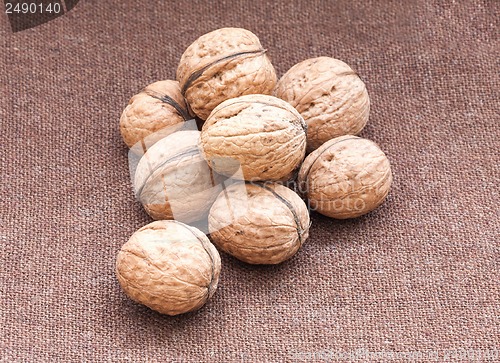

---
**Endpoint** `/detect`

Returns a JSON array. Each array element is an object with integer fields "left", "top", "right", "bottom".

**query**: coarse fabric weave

[{"left": 1, "top": 1, "right": 498, "bottom": 362}]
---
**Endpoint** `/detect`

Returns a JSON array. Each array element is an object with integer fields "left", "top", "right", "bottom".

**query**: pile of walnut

[{"left": 116, "top": 27, "right": 393, "bottom": 316}]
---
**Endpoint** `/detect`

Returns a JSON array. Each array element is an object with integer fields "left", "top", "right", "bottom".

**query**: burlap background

[{"left": 1, "top": 1, "right": 498, "bottom": 362}]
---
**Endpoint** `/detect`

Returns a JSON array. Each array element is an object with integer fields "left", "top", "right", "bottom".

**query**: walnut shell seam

[
  {"left": 181, "top": 48, "right": 267, "bottom": 94},
  {"left": 248, "top": 182, "right": 308, "bottom": 246},
  {"left": 143, "top": 89, "right": 191, "bottom": 121},
  {"left": 206, "top": 100, "right": 307, "bottom": 133},
  {"left": 181, "top": 223, "right": 218, "bottom": 300},
  {"left": 135, "top": 146, "right": 201, "bottom": 198}
]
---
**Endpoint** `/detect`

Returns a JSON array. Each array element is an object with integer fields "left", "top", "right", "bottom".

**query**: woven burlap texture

[{"left": 1, "top": 1, "right": 498, "bottom": 362}]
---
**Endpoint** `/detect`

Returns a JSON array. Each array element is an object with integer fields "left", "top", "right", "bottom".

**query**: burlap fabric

[{"left": 1, "top": 1, "right": 498, "bottom": 361}]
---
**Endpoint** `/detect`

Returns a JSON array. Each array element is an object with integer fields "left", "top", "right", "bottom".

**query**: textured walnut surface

[
  {"left": 115, "top": 220, "right": 221, "bottom": 316},
  {"left": 199, "top": 94, "right": 307, "bottom": 181},
  {"left": 275, "top": 57, "right": 370, "bottom": 152},
  {"left": 120, "top": 80, "right": 189, "bottom": 151},
  {"left": 209, "top": 182, "right": 310, "bottom": 264},
  {"left": 176, "top": 28, "right": 276, "bottom": 120},
  {"left": 134, "top": 130, "right": 222, "bottom": 223},
  {"left": 298, "top": 135, "right": 392, "bottom": 219}
]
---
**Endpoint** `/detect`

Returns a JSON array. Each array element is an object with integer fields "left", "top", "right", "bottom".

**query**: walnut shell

[
  {"left": 209, "top": 182, "right": 310, "bottom": 264},
  {"left": 199, "top": 94, "right": 307, "bottom": 181},
  {"left": 275, "top": 57, "right": 370, "bottom": 152},
  {"left": 298, "top": 136, "right": 392, "bottom": 219},
  {"left": 120, "top": 80, "right": 189, "bottom": 152},
  {"left": 116, "top": 220, "right": 221, "bottom": 316},
  {"left": 134, "top": 130, "right": 223, "bottom": 224},
  {"left": 177, "top": 27, "right": 277, "bottom": 120}
]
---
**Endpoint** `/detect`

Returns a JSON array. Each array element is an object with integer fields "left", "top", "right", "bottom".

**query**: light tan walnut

[
  {"left": 177, "top": 27, "right": 277, "bottom": 120},
  {"left": 298, "top": 136, "right": 392, "bottom": 219},
  {"left": 116, "top": 220, "right": 221, "bottom": 316},
  {"left": 134, "top": 130, "right": 223, "bottom": 224},
  {"left": 275, "top": 57, "right": 370, "bottom": 152},
  {"left": 120, "top": 80, "right": 189, "bottom": 152},
  {"left": 208, "top": 182, "right": 310, "bottom": 264},
  {"left": 199, "top": 94, "right": 307, "bottom": 181}
]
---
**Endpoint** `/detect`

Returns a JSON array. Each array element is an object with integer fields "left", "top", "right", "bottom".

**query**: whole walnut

[
  {"left": 298, "top": 136, "right": 392, "bottom": 219},
  {"left": 209, "top": 182, "right": 310, "bottom": 264},
  {"left": 116, "top": 220, "right": 221, "bottom": 316},
  {"left": 199, "top": 94, "right": 307, "bottom": 181},
  {"left": 177, "top": 27, "right": 277, "bottom": 120},
  {"left": 120, "top": 80, "right": 190, "bottom": 152},
  {"left": 134, "top": 130, "right": 223, "bottom": 224},
  {"left": 275, "top": 57, "right": 370, "bottom": 152}
]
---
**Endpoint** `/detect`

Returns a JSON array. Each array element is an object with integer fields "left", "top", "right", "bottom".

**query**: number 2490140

[{"left": 5, "top": 2, "right": 62, "bottom": 14}]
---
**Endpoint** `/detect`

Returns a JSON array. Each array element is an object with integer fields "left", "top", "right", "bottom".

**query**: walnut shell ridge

[
  {"left": 199, "top": 94, "right": 307, "bottom": 181},
  {"left": 298, "top": 135, "right": 392, "bottom": 219},
  {"left": 209, "top": 182, "right": 310, "bottom": 264},
  {"left": 120, "top": 80, "right": 189, "bottom": 152},
  {"left": 177, "top": 27, "right": 277, "bottom": 120},
  {"left": 275, "top": 57, "right": 370, "bottom": 152},
  {"left": 116, "top": 220, "right": 221, "bottom": 316},
  {"left": 134, "top": 130, "right": 223, "bottom": 224}
]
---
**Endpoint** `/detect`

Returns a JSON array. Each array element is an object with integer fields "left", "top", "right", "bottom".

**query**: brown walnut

[
  {"left": 199, "top": 94, "right": 307, "bottom": 181},
  {"left": 208, "top": 182, "right": 310, "bottom": 264},
  {"left": 120, "top": 80, "right": 189, "bottom": 152},
  {"left": 134, "top": 130, "right": 223, "bottom": 224},
  {"left": 115, "top": 220, "right": 221, "bottom": 316},
  {"left": 176, "top": 27, "right": 277, "bottom": 120},
  {"left": 298, "top": 135, "right": 392, "bottom": 219},
  {"left": 275, "top": 57, "right": 370, "bottom": 152}
]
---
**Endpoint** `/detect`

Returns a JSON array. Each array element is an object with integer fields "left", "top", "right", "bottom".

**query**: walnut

[
  {"left": 275, "top": 57, "right": 370, "bottom": 152},
  {"left": 298, "top": 135, "right": 392, "bottom": 219},
  {"left": 208, "top": 182, "right": 310, "bottom": 264},
  {"left": 199, "top": 94, "right": 307, "bottom": 181},
  {"left": 134, "top": 130, "right": 223, "bottom": 224},
  {"left": 176, "top": 27, "right": 277, "bottom": 120},
  {"left": 116, "top": 220, "right": 221, "bottom": 316},
  {"left": 120, "top": 80, "right": 190, "bottom": 152}
]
